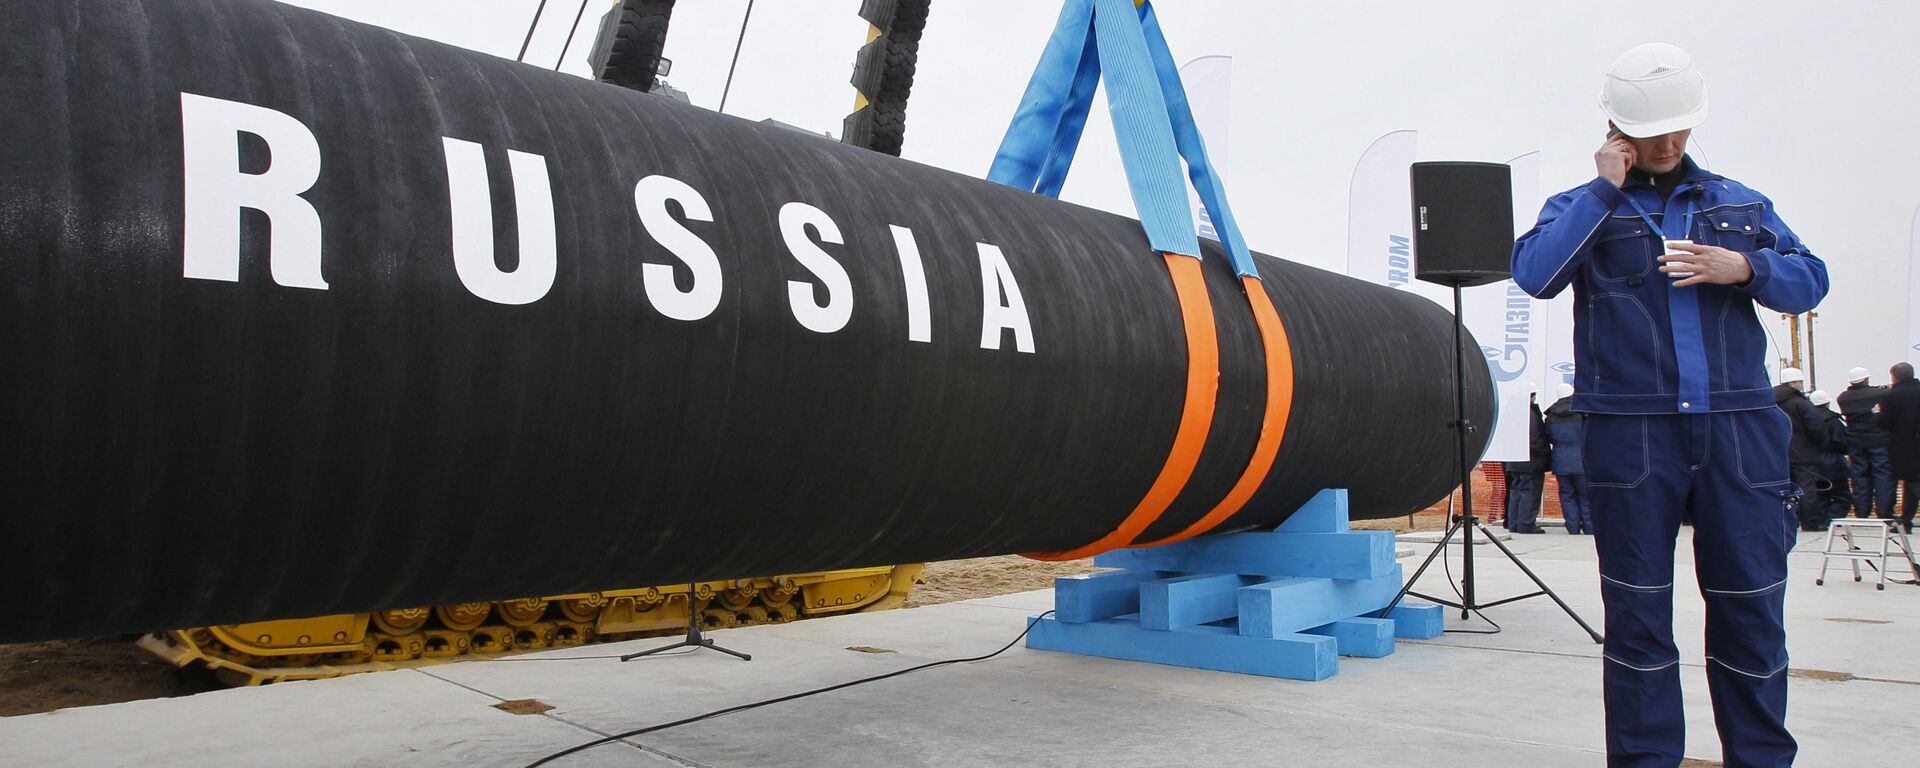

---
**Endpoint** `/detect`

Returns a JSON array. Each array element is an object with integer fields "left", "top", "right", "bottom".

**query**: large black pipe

[{"left": 0, "top": 0, "right": 1492, "bottom": 643}]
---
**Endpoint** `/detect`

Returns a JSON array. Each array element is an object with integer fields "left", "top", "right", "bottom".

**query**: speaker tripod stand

[
  {"left": 621, "top": 584, "right": 752, "bottom": 662},
  {"left": 1380, "top": 280, "right": 1602, "bottom": 644}
]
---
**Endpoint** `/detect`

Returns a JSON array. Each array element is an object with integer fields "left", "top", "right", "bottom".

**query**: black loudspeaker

[{"left": 1411, "top": 161, "right": 1514, "bottom": 287}]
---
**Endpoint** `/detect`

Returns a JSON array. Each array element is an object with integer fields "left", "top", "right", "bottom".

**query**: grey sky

[{"left": 281, "top": 0, "right": 1919, "bottom": 390}]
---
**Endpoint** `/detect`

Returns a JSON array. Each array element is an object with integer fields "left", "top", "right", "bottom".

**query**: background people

[
  {"left": 1503, "top": 390, "right": 1551, "bottom": 534},
  {"left": 1544, "top": 383, "right": 1591, "bottom": 534},
  {"left": 1809, "top": 390, "right": 1852, "bottom": 523},
  {"left": 1777, "top": 369, "right": 1829, "bottom": 531},
  {"left": 1840, "top": 367, "right": 1895, "bottom": 519},
  {"left": 1884, "top": 362, "right": 1920, "bottom": 533}
]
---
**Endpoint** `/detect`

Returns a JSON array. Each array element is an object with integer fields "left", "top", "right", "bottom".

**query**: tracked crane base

[{"left": 1, "top": 530, "right": 1911, "bottom": 767}]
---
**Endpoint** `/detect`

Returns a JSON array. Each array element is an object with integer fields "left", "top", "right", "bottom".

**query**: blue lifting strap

[{"left": 987, "top": 0, "right": 1257, "bottom": 279}]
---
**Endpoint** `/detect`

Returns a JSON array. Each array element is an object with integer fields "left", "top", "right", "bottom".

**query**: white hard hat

[
  {"left": 1810, "top": 390, "right": 1832, "bottom": 407},
  {"left": 1849, "top": 367, "right": 1871, "bottom": 383},
  {"left": 1780, "top": 367, "right": 1805, "bottom": 384},
  {"left": 1556, "top": 383, "right": 1575, "bottom": 399},
  {"left": 1600, "top": 43, "right": 1709, "bottom": 138}
]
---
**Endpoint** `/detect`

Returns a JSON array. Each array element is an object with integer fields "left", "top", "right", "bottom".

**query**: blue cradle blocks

[{"left": 1025, "top": 489, "right": 1444, "bottom": 680}]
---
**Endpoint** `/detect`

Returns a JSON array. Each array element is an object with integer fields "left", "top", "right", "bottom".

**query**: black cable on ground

[
  {"left": 462, "top": 648, "right": 695, "bottom": 662},
  {"left": 1427, "top": 493, "right": 1501, "bottom": 636},
  {"left": 1439, "top": 529, "right": 1503, "bottom": 636},
  {"left": 516, "top": 0, "right": 552, "bottom": 62},
  {"left": 523, "top": 610, "right": 1056, "bottom": 767}
]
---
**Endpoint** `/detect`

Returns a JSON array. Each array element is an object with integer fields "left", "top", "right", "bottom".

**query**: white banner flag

[
  {"left": 1179, "top": 55, "right": 1231, "bottom": 242},
  {"left": 1345, "top": 130, "right": 1450, "bottom": 307},
  {"left": 1526, "top": 162, "right": 1577, "bottom": 403},
  {"left": 1909, "top": 204, "right": 1920, "bottom": 361},
  {"left": 1458, "top": 151, "right": 1546, "bottom": 462}
]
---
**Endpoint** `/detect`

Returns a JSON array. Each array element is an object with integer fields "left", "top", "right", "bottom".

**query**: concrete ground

[{"left": 3, "top": 527, "right": 1917, "bottom": 767}]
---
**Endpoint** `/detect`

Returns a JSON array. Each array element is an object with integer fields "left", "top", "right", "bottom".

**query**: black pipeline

[{"left": 0, "top": 0, "right": 1492, "bottom": 642}]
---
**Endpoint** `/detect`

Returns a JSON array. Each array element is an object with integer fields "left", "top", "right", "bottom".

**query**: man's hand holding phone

[{"left": 1596, "top": 130, "right": 1636, "bottom": 187}]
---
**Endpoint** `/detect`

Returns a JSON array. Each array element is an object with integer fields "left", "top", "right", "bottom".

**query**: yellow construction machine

[{"left": 141, "top": 565, "right": 923, "bottom": 686}]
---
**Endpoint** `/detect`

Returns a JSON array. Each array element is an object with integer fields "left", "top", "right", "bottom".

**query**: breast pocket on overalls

[
  {"left": 1701, "top": 205, "right": 1762, "bottom": 252},
  {"left": 1592, "top": 217, "right": 1656, "bottom": 282}
]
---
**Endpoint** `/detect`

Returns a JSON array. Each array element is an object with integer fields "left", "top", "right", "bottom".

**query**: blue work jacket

[
  {"left": 1512, "top": 156, "right": 1828, "bottom": 414},
  {"left": 1544, "top": 401, "right": 1584, "bottom": 475}
]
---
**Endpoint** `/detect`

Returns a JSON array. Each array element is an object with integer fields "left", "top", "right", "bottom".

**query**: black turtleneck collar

[
  {"left": 1629, "top": 165, "right": 1688, "bottom": 201},
  {"left": 1625, "top": 155, "right": 1718, "bottom": 201}
]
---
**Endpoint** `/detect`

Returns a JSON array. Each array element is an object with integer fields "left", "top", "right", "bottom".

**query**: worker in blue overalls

[{"left": 1511, "top": 43, "right": 1828, "bottom": 768}]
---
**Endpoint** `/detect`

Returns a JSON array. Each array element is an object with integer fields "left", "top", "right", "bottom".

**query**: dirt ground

[
  {"left": 0, "top": 635, "right": 216, "bottom": 717},
  {"left": 1349, "top": 511, "right": 1451, "bottom": 533},
  {"left": 901, "top": 555, "right": 1102, "bottom": 608}
]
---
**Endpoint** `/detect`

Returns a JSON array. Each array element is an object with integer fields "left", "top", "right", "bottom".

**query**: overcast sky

[{"left": 281, "top": 0, "right": 1919, "bottom": 392}]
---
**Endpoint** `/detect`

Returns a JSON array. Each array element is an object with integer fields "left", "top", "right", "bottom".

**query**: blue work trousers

[
  {"left": 1558, "top": 472, "right": 1592, "bottom": 533},
  {"left": 1584, "top": 410, "right": 1798, "bottom": 768},
  {"left": 1848, "top": 446, "right": 1894, "bottom": 518}
]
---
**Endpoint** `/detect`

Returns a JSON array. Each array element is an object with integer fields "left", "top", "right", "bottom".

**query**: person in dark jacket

[
  {"left": 1544, "top": 383, "right": 1591, "bottom": 534},
  {"left": 1840, "top": 367, "right": 1895, "bottom": 519},
  {"left": 1503, "top": 390, "right": 1551, "bottom": 534},
  {"left": 1809, "top": 390, "right": 1852, "bottom": 521},
  {"left": 1883, "top": 362, "right": 1920, "bottom": 532},
  {"left": 1774, "top": 368, "right": 1828, "bottom": 531}
]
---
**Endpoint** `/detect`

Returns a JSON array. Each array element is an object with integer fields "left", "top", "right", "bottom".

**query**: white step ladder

[{"left": 1815, "top": 520, "right": 1920, "bottom": 591}]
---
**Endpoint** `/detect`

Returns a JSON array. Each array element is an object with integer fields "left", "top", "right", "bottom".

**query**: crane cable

[
  {"left": 515, "top": 0, "right": 552, "bottom": 62},
  {"left": 552, "top": 0, "right": 595, "bottom": 70},
  {"left": 716, "top": 0, "right": 756, "bottom": 114}
]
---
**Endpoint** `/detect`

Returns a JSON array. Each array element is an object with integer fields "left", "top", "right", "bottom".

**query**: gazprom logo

[
  {"left": 1385, "top": 234, "right": 1411, "bottom": 288},
  {"left": 1482, "top": 283, "right": 1533, "bottom": 383},
  {"left": 1552, "top": 361, "right": 1576, "bottom": 384}
]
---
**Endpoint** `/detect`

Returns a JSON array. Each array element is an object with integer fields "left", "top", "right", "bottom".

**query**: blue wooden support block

[
  {"left": 1236, "top": 566, "right": 1404, "bottom": 638},
  {"left": 1094, "top": 529, "right": 1395, "bottom": 581},
  {"left": 1275, "top": 488, "right": 1350, "bottom": 533},
  {"left": 1381, "top": 603, "right": 1446, "bottom": 640},
  {"left": 1140, "top": 574, "right": 1246, "bottom": 630},
  {"left": 1053, "top": 570, "right": 1159, "bottom": 623},
  {"left": 1032, "top": 488, "right": 1426, "bottom": 681},
  {"left": 1026, "top": 616, "right": 1338, "bottom": 681},
  {"left": 1306, "top": 617, "right": 1395, "bottom": 658}
]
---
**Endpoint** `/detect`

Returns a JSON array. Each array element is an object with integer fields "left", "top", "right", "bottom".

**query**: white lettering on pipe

[
  {"left": 180, "top": 92, "right": 327, "bottom": 289},
  {"left": 779, "top": 202, "right": 853, "bottom": 334},
  {"left": 889, "top": 225, "right": 932, "bottom": 343},
  {"left": 977, "top": 243, "right": 1034, "bottom": 354},
  {"left": 441, "top": 138, "right": 558, "bottom": 305},
  {"left": 633, "top": 174, "right": 723, "bottom": 322}
]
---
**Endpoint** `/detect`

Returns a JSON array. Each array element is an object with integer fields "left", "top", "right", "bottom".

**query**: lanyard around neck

[{"left": 1622, "top": 187, "right": 1696, "bottom": 242}]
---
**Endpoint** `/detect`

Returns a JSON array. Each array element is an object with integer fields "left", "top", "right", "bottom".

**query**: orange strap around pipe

[
  {"left": 1023, "top": 253, "right": 1218, "bottom": 561},
  {"left": 1130, "top": 275, "right": 1294, "bottom": 547}
]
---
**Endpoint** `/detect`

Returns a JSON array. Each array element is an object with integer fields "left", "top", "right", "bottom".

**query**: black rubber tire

[
  {"left": 593, "top": 0, "right": 676, "bottom": 93},
  {"left": 842, "top": 0, "right": 928, "bottom": 156}
]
